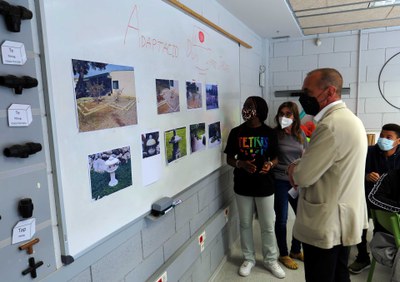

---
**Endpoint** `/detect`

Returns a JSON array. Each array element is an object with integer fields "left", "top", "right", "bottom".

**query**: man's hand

[{"left": 366, "top": 172, "right": 380, "bottom": 183}]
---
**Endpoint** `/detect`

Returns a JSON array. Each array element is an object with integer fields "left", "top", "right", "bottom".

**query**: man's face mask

[
  {"left": 299, "top": 89, "right": 327, "bottom": 116},
  {"left": 242, "top": 107, "right": 257, "bottom": 121},
  {"left": 377, "top": 137, "right": 395, "bottom": 151}
]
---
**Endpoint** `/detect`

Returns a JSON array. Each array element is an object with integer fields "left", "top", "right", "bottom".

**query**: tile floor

[{"left": 211, "top": 212, "right": 392, "bottom": 282}]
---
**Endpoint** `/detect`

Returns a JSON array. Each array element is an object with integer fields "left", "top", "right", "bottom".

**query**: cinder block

[
  {"left": 210, "top": 233, "right": 227, "bottom": 273},
  {"left": 190, "top": 206, "right": 210, "bottom": 235},
  {"left": 385, "top": 47, "right": 400, "bottom": 60},
  {"left": 273, "top": 41, "right": 303, "bottom": 57},
  {"left": 198, "top": 182, "right": 218, "bottom": 211},
  {"left": 91, "top": 232, "right": 142, "bottom": 282},
  {"left": 360, "top": 49, "right": 385, "bottom": 67},
  {"left": 208, "top": 194, "right": 224, "bottom": 216},
  {"left": 383, "top": 113, "right": 400, "bottom": 125},
  {"left": 365, "top": 98, "right": 399, "bottom": 113},
  {"left": 164, "top": 223, "right": 190, "bottom": 261},
  {"left": 270, "top": 57, "right": 288, "bottom": 72},
  {"left": 142, "top": 212, "right": 175, "bottom": 258},
  {"left": 339, "top": 67, "right": 358, "bottom": 85},
  {"left": 204, "top": 211, "right": 227, "bottom": 243},
  {"left": 273, "top": 71, "right": 302, "bottom": 86},
  {"left": 318, "top": 52, "right": 351, "bottom": 68},
  {"left": 376, "top": 63, "right": 400, "bottom": 81},
  {"left": 303, "top": 37, "right": 334, "bottom": 55},
  {"left": 369, "top": 30, "right": 400, "bottom": 49},
  {"left": 191, "top": 253, "right": 212, "bottom": 282},
  {"left": 358, "top": 113, "right": 383, "bottom": 130},
  {"left": 334, "top": 35, "right": 359, "bottom": 52},
  {"left": 288, "top": 55, "right": 318, "bottom": 71},
  {"left": 366, "top": 66, "right": 381, "bottom": 82},
  {"left": 164, "top": 239, "right": 200, "bottom": 281},
  {"left": 175, "top": 195, "right": 199, "bottom": 230},
  {"left": 124, "top": 247, "right": 164, "bottom": 282},
  {"left": 358, "top": 82, "right": 381, "bottom": 98}
]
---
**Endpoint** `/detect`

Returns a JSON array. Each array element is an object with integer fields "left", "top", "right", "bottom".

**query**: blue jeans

[
  {"left": 274, "top": 179, "right": 301, "bottom": 256},
  {"left": 236, "top": 194, "right": 278, "bottom": 264}
]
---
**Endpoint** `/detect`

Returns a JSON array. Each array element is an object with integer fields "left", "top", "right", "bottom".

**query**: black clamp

[
  {"left": 3, "top": 142, "right": 42, "bottom": 158},
  {"left": 18, "top": 198, "right": 34, "bottom": 218},
  {"left": 0, "top": 1, "right": 32, "bottom": 32},
  {"left": 0, "top": 75, "right": 38, "bottom": 94}
]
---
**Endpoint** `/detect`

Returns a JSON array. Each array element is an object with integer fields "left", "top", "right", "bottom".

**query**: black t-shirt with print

[{"left": 224, "top": 123, "right": 278, "bottom": 197}]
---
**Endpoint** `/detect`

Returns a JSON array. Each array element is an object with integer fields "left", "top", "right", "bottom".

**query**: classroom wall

[
  {"left": 267, "top": 27, "right": 400, "bottom": 131},
  {"left": 0, "top": 1, "right": 265, "bottom": 282}
]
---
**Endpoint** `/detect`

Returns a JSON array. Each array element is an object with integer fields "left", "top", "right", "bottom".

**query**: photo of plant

[
  {"left": 208, "top": 121, "right": 222, "bottom": 148},
  {"left": 72, "top": 59, "right": 137, "bottom": 132},
  {"left": 156, "top": 79, "right": 180, "bottom": 114},
  {"left": 186, "top": 81, "right": 202, "bottom": 109},
  {"left": 141, "top": 131, "right": 160, "bottom": 159},
  {"left": 206, "top": 83, "right": 219, "bottom": 110},
  {"left": 190, "top": 123, "right": 206, "bottom": 153},
  {"left": 164, "top": 127, "right": 187, "bottom": 163},
  {"left": 88, "top": 146, "right": 132, "bottom": 200}
]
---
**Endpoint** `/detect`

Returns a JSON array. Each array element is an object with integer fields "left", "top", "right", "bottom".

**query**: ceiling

[{"left": 216, "top": 0, "right": 400, "bottom": 38}]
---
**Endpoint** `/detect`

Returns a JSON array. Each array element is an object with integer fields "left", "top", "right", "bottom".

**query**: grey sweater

[{"left": 273, "top": 131, "right": 308, "bottom": 181}]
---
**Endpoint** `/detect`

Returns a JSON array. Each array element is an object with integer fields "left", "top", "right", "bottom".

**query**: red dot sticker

[{"left": 198, "top": 31, "right": 205, "bottom": 43}]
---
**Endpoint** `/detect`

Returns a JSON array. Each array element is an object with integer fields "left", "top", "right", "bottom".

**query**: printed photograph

[
  {"left": 141, "top": 131, "right": 160, "bottom": 159},
  {"left": 190, "top": 123, "right": 206, "bottom": 153},
  {"left": 88, "top": 146, "right": 132, "bottom": 201},
  {"left": 186, "top": 81, "right": 202, "bottom": 109},
  {"left": 208, "top": 121, "right": 222, "bottom": 148},
  {"left": 164, "top": 127, "right": 187, "bottom": 163},
  {"left": 156, "top": 79, "right": 180, "bottom": 114},
  {"left": 72, "top": 59, "right": 137, "bottom": 132},
  {"left": 206, "top": 83, "right": 219, "bottom": 110}
]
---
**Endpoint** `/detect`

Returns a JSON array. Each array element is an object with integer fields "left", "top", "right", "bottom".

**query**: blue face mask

[{"left": 377, "top": 137, "right": 394, "bottom": 151}]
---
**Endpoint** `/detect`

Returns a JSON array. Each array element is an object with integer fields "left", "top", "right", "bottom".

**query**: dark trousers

[
  {"left": 303, "top": 243, "right": 350, "bottom": 282},
  {"left": 274, "top": 179, "right": 301, "bottom": 256},
  {"left": 356, "top": 228, "right": 369, "bottom": 260},
  {"left": 356, "top": 221, "right": 386, "bottom": 261}
]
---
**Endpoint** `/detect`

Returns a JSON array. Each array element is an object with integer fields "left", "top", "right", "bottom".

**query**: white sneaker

[
  {"left": 238, "top": 260, "right": 254, "bottom": 277},
  {"left": 264, "top": 261, "right": 286, "bottom": 279}
]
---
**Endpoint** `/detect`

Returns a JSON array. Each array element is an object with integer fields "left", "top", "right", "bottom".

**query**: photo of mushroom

[
  {"left": 88, "top": 146, "right": 132, "bottom": 200},
  {"left": 164, "top": 127, "right": 187, "bottom": 163},
  {"left": 186, "top": 81, "right": 202, "bottom": 109},
  {"left": 208, "top": 121, "right": 222, "bottom": 148},
  {"left": 156, "top": 79, "right": 180, "bottom": 114},
  {"left": 72, "top": 59, "right": 137, "bottom": 132},
  {"left": 205, "top": 83, "right": 219, "bottom": 110},
  {"left": 141, "top": 131, "right": 160, "bottom": 159},
  {"left": 190, "top": 123, "right": 206, "bottom": 153}
]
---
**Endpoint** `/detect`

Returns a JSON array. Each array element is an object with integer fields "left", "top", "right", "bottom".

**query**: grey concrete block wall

[{"left": 39, "top": 166, "right": 238, "bottom": 282}]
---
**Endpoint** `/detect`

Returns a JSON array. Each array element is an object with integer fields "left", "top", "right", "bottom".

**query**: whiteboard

[{"left": 39, "top": 0, "right": 240, "bottom": 256}]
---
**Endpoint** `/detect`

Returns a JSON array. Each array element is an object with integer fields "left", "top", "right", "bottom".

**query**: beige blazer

[{"left": 293, "top": 102, "right": 368, "bottom": 249}]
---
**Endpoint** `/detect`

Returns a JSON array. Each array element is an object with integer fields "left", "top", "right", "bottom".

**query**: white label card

[{"left": 12, "top": 218, "right": 36, "bottom": 244}]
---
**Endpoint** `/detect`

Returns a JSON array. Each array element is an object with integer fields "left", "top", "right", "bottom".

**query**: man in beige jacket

[{"left": 287, "top": 68, "right": 368, "bottom": 282}]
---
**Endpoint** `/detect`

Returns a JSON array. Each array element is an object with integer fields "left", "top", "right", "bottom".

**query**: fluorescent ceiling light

[{"left": 369, "top": 0, "right": 400, "bottom": 7}]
